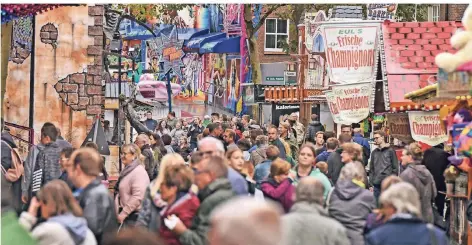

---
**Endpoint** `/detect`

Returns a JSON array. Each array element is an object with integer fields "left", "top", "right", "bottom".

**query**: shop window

[
  {"left": 428, "top": 4, "right": 440, "bottom": 22},
  {"left": 264, "top": 18, "right": 289, "bottom": 52}
]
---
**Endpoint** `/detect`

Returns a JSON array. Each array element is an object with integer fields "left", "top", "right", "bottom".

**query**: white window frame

[
  {"left": 264, "top": 18, "right": 290, "bottom": 52},
  {"left": 428, "top": 4, "right": 440, "bottom": 22}
]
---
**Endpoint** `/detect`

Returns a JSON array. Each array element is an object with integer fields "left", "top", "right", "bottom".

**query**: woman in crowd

[
  {"left": 364, "top": 176, "right": 403, "bottom": 234},
  {"left": 400, "top": 142, "right": 437, "bottom": 224},
  {"left": 58, "top": 147, "right": 76, "bottom": 191},
  {"left": 340, "top": 142, "right": 363, "bottom": 165},
  {"left": 234, "top": 122, "right": 245, "bottom": 140},
  {"left": 175, "top": 136, "right": 191, "bottom": 162},
  {"left": 114, "top": 144, "right": 150, "bottom": 226},
  {"left": 248, "top": 129, "right": 264, "bottom": 153},
  {"left": 251, "top": 135, "right": 269, "bottom": 166},
  {"left": 18, "top": 180, "right": 96, "bottom": 245},
  {"left": 290, "top": 143, "right": 332, "bottom": 199},
  {"left": 162, "top": 135, "right": 175, "bottom": 154},
  {"left": 156, "top": 120, "right": 171, "bottom": 137},
  {"left": 279, "top": 122, "right": 298, "bottom": 164},
  {"left": 159, "top": 164, "right": 200, "bottom": 245},
  {"left": 169, "top": 122, "right": 186, "bottom": 146},
  {"left": 260, "top": 159, "right": 295, "bottom": 213},
  {"left": 136, "top": 154, "right": 186, "bottom": 232},
  {"left": 226, "top": 148, "right": 256, "bottom": 195},
  {"left": 328, "top": 162, "right": 375, "bottom": 245},
  {"left": 365, "top": 182, "right": 448, "bottom": 245},
  {"left": 150, "top": 132, "right": 168, "bottom": 166}
]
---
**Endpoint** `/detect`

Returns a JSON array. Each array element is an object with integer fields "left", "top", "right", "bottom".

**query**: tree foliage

[{"left": 111, "top": 4, "right": 194, "bottom": 24}]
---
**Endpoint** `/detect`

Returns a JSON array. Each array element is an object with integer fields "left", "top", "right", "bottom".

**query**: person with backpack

[
  {"left": 305, "top": 114, "right": 325, "bottom": 144},
  {"left": 1, "top": 128, "right": 24, "bottom": 214}
]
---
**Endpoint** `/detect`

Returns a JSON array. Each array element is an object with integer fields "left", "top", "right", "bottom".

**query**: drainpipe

[{"left": 29, "top": 15, "right": 36, "bottom": 134}]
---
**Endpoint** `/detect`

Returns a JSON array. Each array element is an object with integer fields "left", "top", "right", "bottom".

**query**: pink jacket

[{"left": 114, "top": 165, "right": 150, "bottom": 217}]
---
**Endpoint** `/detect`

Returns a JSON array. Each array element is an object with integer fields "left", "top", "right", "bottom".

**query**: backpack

[{"left": 1, "top": 140, "right": 24, "bottom": 183}]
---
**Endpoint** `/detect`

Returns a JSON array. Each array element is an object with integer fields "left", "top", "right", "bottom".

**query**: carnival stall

[{"left": 404, "top": 5, "right": 472, "bottom": 244}]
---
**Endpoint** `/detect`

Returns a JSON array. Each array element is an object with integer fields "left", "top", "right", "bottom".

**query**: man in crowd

[
  {"left": 316, "top": 138, "right": 339, "bottom": 163},
  {"left": 211, "top": 113, "right": 220, "bottom": 123},
  {"left": 55, "top": 127, "right": 72, "bottom": 149},
  {"left": 188, "top": 116, "right": 204, "bottom": 151},
  {"left": 306, "top": 114, "right": 325, "bottom": 144},
  {"left": 135, "top": 134, "right": 155, "bottom": 180},
  {"left": 223, "top": 129, "right": 238, "bottom": 150},
  {"left": 30, "top": 123, "right": 63, "bottom": 197},
  {"left": 288, "top": 113, "right": 305, "bottom": 146},
  {"left": 68, "top": 148, "right": 117, "bottom": 243},
  {"left": 169, "top": 156, "right": 235, "bottom": 245},
  {"left": 267, "top": 125, "right": 287, "bottom": 160},
  {"left": 198, "top": 137, "right": 248, "bottom": 195},
  {"left": 282, "top": 177, "right": 350, "bottom": 245},
  {"left": 167, "top": 111, "right": 178, "bottom": 129},
  {"left": 353, "top": 127, "right": 371, "bottom": 164},
  {"left": 207, "top": 123, "right": 225, "bottom": 148},
  {"left": 242, "top": 115, "right": 251, "bottom": 131},
  {"left": 327, "top": 134, "right": 352, "bottom": 185},
  {"left": 209, "top": 197, "right": 282, "bottom": 245},
  {"left": 369, "top": 130, "right": 398, "bottom": 199},
  {"left": 143, "top": 111, "right": 158, "bottom": 131},
  {"left": 314, "top": 131, "right": 326, "bottom": 153}
]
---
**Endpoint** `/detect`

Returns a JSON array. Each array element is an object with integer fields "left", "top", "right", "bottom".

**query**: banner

[
  {"left": 408, "top": 111, "right": 448, "bottom": 146},
  {"left": 325, "top": 91, "right": 343, "bottom": 124},
  {"left": 322, "top": 22, "right": 381, "bottom": 84},
  {"left": 331, "top": 82, "right": 372, "bottom": 124},
  {"left": 272, "top": 104, "right": 300, "bottom": 127},
  {"left": 366, "top": 4, "right": 398, "bottom": 20},
  {"left": 386, "top": 113, "right": 414, "bottom": 143}
]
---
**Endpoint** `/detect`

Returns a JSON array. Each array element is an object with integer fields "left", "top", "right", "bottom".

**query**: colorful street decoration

[
  {"left": 329, "top": 82, "right": 372, "bottom": 124},
  {"left": 386, "top": 113, "right": 414, "bottom": 143},
  {"left": 1, "top": 4, "right": 71, "bottom": 24},
  {"left": 321, "top": 22, "right": 381, "bottom": 84},
  {"left": 147, "top": 27, "right": 186, "bottom": 78},
  {"left": 408, "top": 111, "right": 448, "bottom": 146}
]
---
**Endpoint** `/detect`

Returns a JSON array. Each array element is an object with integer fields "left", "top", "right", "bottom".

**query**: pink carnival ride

[{"left": 137, "top": 74, "right": 181, "bottom": 101}]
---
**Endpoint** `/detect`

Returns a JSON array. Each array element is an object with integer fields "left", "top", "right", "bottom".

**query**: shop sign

[
  {"left": 322, "top": 22, "right": 381, "bottom": 84},
  {"left": 241, "top": 83, "right": 255, "bottom": 104},
  {"left": 272, "top": 104, "right": 300, "bottom": 126},
  {"left": 325, "top": 91, "right": 343, "bottom": 124},
  {"left": 330, "top": 82, "right": 372, "bottom": 124},
  {"left": 261, "top": 63, "right": 286, "bottom": 85},
  {"left": 366, "top": 4, "right": 398, "bottom": 20},
  {"left": 408, "top": 111, "right": 448, "bottom": 146},
  {"left": 266, "top": 76, "right": 284, "bottom": 82},
  {"left": 386, "top": 113, "right": 414, "bottom": 143}
]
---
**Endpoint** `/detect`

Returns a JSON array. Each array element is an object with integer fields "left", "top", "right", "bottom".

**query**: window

[
  {"left": 264, "top": 18, "right": 289, "bottom": 52},
  {"left": 428, "top": 4, "right": 440, "bottom": 22}
]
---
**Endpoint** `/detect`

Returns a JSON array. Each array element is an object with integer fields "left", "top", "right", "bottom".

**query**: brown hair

[
  {"left": 163, "top": 164, "right": 194, "bottom": 192},
  {"left": 404, "top": 142, "right": 423, "bottom": 161},
  {"left": 326, "top": 138, "right": 339, "bottom": 150},
  {"left": 225, "top": 129, "right": 236, "bottom": 140},
  {"left": 84, "top": 142, "right": 99, "bottom": 151},
  {"left": 37, "top": 180, "right": 83, "bottom": 217},
  {"left": 299, "top": 143, "right": 317, "bottom": 157},
  {"left": 338, "top": 134, "right": 352, "bottom": 144},
  {"left": 373, "top": 130, "right": 386, "bottom": 137},
  {"left": 381, "top": 175, "right": 403, "bottom": 192},
  {"left": 266, "top": 145, "right": 280, "bottom": 160},
  {"left": 250, "top": 129, "right": 264, "bottom": 143},
  {"left": 103, "top": 228, "right": 165, "bottom": 245},
  {"left": 226, "top": 147, "right": 242, "bottom": 160},
  {"left": 316, "top": 161, "right": 328, "bottom": 174},
  {"left": 315, "top": 131, "right": 324, "bottom": 137},
  {"left": 70, "top": 148, "right": 102, "bottom": 176},
  {"left": 203, "top": 128, "right": 210, "bottom": 137},
  {"left": 342, "top": 142, "right": 363, "bottom": 161},
  {"left": 270, "top": 158, "right": 291, "bottom": 177}
]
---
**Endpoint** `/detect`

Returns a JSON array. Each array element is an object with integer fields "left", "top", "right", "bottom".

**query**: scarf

[
  {"left": 114, "top": 159, "right": 139, "bottom": 197},
  {"left": 352, "top": 179, "right": 366, "bottom": 189}
]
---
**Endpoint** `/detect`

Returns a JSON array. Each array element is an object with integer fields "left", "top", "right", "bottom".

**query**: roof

[
  {"left": 383, "top": 21, "right": 462, "bottom": 109},
  {"left": 330, "top": 6, "right": 364, "bottom": 19}
]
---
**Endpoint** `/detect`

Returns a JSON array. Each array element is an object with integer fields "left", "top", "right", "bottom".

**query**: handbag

[{"left": 1, "top": 140, "right": 24, "bottom": 182}]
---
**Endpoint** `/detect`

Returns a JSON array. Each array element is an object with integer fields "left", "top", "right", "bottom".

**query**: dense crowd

[{"left": 1, "top": 112, "right": 451, "bottom": 245}]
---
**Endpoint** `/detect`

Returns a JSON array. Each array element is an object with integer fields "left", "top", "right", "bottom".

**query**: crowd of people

[{"left": 0, "top": 111, "right": 452, "bottom": 245}]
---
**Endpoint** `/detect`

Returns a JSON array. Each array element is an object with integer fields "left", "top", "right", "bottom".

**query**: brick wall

[
  {"left": 256, "top": 6, "right": 296, "bottom": 64},
  {"left": 440, "top": 4, "right": 469, "bottom": 21}
]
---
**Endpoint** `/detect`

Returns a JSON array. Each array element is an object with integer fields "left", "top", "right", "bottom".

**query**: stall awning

[
  {"left": 200, "top": 36, "right": 241, "bottom": 54},
  {"left": 186, "top": 32, "right": 226, "bottom": 49},
  {"left": 119, "top": 21, "right": 209, "bottom": 41},
  {"left": 382, "top": 21, "right": 461, "bottom": 111}
]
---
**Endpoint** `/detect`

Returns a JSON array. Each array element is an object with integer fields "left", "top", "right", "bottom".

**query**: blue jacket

[
  {"left": 227, "top": 167, "right": 248, "bottom": 196},
  {"left": 316, "top": 151, "right": 332, "bottom": 163},
  {"left": 365, "top": 215, "right": 448, "bottom": 245},
  {"left": 353, "top": 134, "right": 371, "bottom": 162},
  {"left": 254, "top": 160, "right": 272, "bottom": 187}
]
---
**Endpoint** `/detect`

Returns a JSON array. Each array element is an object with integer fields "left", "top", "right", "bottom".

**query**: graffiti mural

[
  {"left": 208, "top": 53, "right": 226, "bottom": 106},
  {"left": 305, "top": 11, "right": 329, "bottom": 89},
  {"left": 10, "top": 16, "right": 33, "bottom": 64},
  {"left": 174, "top": 53, "right": 205, "bottom": 103}
]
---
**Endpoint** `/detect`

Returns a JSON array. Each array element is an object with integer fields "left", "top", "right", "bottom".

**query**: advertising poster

[
  {"left": 408, "top": 111, "right": 448, "bottom": 146},
  {"left": 325, "top": 91, "right": 343, "bottom": 124},
  {"left": 241, "top": 83, "right": 255, "bottom": 105},
  {"left": 272, "top": 104, "right": 300, "bottom": 127},
  {"left": 386, "top": 113, "right": 414, "bottom": 143},
  {"left": 366, "top": 4, "right": 398, "bottom": 20},
  {"left": 322, "top": 22, "right": 381, "bottom": 84},
  {"left": 330, "top": 82, "right": 372, "bottom": 124}
]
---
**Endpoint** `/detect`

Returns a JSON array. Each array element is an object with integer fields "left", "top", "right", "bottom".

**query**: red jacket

[{"left": 159, "top": 193, "right": 200, "bottom": 245}]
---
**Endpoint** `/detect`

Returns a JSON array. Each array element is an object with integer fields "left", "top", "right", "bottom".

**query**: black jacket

[
  {"left": 306, "top": 121, "right": 325, "bottom": 144},
  {"left": 187, "top": 124, "right": 203, "bottom": 143},
  {"left": 77, "top": 179, "right": 118, "bottom": 244},
  {"left": 327, "top": 149, "right": 343, "bottom": 185},
  {"left": 369, "top": 145, "right": 399, "bottom": 186},
  {"left": 141, "top": 145, "right": 155, "bottom": 181}
]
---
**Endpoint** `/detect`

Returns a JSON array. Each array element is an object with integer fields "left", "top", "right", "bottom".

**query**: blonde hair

[
  {"left": 270, "top": 158, "right": 291, "bottom": 177},
  {"left": 151, "top": 153, "right": 185, "bottom": 197},
  {"left": 342, "top": 142, "right": 363, "bottom": 161},
  {"left": 404, "top": 142, "right": 423, "bottom": 161}
]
